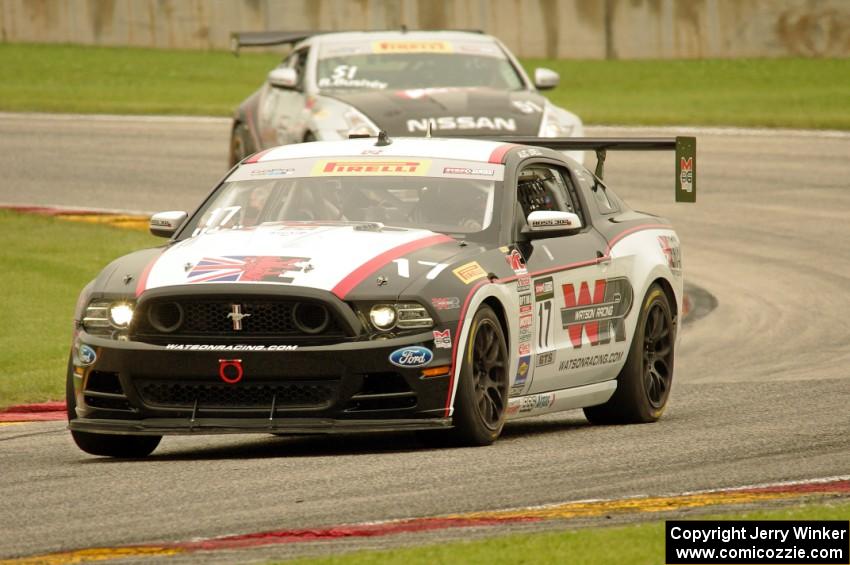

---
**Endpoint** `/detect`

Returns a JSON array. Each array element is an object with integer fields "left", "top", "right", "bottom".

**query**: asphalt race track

[{"left": 1, "top": 114, "right": 849, "bottom": 562}]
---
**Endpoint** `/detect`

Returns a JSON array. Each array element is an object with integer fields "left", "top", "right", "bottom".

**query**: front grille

[
  {"left": 136, "top": 379, "right": 337, "bottom": 410},
  {"left": 132, "top": 297, "right": 348, "bottom": 344}
]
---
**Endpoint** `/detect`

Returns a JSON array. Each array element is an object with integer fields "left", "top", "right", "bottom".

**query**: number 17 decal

[{"left": 537, "top": 301, "right": 552, "bottom": 349}]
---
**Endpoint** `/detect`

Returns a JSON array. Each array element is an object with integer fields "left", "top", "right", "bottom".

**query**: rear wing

[
  {"left": 230, "top": 31, "right": 323, "bottom": 55},
  {"left": 495, "top": 136, "right": 696, "bottom": 203}
]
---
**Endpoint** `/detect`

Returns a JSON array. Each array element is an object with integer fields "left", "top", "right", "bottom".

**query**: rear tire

[
  {"left": 583, "top": 283, "right": 675, "bottom": 424},
  {"left": 450, "top": 305, "right": 509, "bottom": 445},
  {"left": 66, "top": 359, "right": 161, "bottom": 458}
]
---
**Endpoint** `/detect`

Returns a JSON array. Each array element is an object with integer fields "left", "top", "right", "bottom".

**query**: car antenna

[
  {"left": 375, "top": 130, "right": 392, "bottom": 146},
  {"left": 401, "top": 24, "right": 408, "bottom": 33},
  {"left": 425, "top": 121, "right": 433, "bottom": 138}
]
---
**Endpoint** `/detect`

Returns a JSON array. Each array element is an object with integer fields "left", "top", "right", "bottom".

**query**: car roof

[{"left": 249, "top": 137, "right": 515, "bottom": 164}]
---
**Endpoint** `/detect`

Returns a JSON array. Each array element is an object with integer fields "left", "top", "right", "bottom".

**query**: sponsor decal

[
  {"left": 218, "top": 359, "right": 244, "bottom": 384},
  {"left": 433, "top": 329, "right": 452, "bottom": 349},
  {"left": 519, "top": 293, "right": 532, "bottom": 314},
  {"left": 389, "top": 346, "right": 433, "bottom": 368},
  {"left": 248, "top": 167, "right": 294, "bottom": 177},
  {"left": 442, "top": 166, "right": 496, "bottom": 177},
  {"left": 658, "top": 235, "right": 682, "bottom": 274},
  {"left": 516, "top": 147, "right": 542, "bottom": 158},
  {"left": 558, "top": 351, "right": 624, "bottom": 372},
  {"left": 431, "top": 297, "right": 461, "bottom": 310},
  {"left": 534, "top": 277, "right": 554, "bottom": 301},
  {"left": 78, "top": 344, "right": 97, "bottom": 366},
  {"left": 187, "top": 256, "right": 309, "bottom": 284},
  {"left": 373, "top": 40, "right": 453, "bottom": 53},
  {"left": 407, "top": 116, "right": 516, "bottom": 132},
  {"left": 514, "top": 355, "right": 531, "bottom": 387},
  {"left": 561, "top": 277, "right": 634, "bottom": 348},
  {"left": 680, "top": 157, "right": 694, "bottom": 193},
  {"left": 313, "top": 159, "right": 429, "bottom": 176},
  {"left": 166, "top": 344, "right": 298, "bottom": 351},
  {"left": 530, "top": 217, "right": 572, "bottom": 228},
  {"left": 520, "top": 392, "right": 556, "bottom": 413},
  {"left": 505, "top": 249, "right": 527, "bottom": 275},
  {"left": 518, "top": 342, "right": 531, "bottom": 356},
  {"left": 516, "top": 274, "right": 531, "bottom": 292},
  {"left": 506, "top": 399, "right": 520, "bottom": 415},
  {"left": 519, "top": 314, "right": 533, "bottom": 328},
  {"left": 453, "top": 261, "right": 487, "bottom": 284},
  {"left": 536, "top": 351, "right": 554, "bottom": 367}
]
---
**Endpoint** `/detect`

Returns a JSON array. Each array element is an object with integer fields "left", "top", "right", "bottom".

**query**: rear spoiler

[
  {"left": 230, "top": 28, "right": 486, "bottom": 56},
  {"left": 230, "top": 31, "right": 324, "bottom": 55},
  {"left": 494, "top": 136, "right": 696, "bottom": 203}
]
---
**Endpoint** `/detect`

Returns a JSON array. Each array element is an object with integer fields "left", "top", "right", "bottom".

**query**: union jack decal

[{"left": 187, "top": 256, "right": 310, "bottom": 284}]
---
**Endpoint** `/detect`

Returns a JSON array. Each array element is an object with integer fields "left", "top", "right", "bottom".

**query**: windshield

[
  {"left": 316, "top": 40, "right": 524, "bottom": 91},
  {"left": 187, "top": 176, "right": 497, "bottom": 239}
]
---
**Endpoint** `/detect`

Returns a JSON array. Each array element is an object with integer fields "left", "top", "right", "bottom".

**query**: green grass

[
  {"left": 285, "top": 500, "right": 850, "bottom": 565},
  {"left": 0, "top": 211, "right": 159, "bottom": 408},
  {"left": 1, "top": 43, "right": 849, "bottom": 128}
]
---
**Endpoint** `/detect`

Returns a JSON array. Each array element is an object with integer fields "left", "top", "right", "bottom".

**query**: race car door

[
  {"left": 509, "top": 161, "right": 625, "bottom": 397},
  {"left": 257, "top": 47, "right": 310, "bottom": 147}
]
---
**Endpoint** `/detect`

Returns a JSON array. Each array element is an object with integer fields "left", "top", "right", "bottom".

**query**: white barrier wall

[{"left": 1, "top": 0, "right": 848, "bottom": 58}]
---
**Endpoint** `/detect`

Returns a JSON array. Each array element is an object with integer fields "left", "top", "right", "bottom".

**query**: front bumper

[{"left": 70, "top": 330, "right": 454, "bottom": 436}]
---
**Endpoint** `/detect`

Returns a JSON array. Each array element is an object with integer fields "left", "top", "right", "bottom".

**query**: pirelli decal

[
  {"left": 313, "top": 159, "right": 430, "bottom": 176},
  {"left": 561, "top": 277, "right": 633, "bottom": 348},
  {"left": 372, "top": 41, "right": 453, "bottom": 53}
]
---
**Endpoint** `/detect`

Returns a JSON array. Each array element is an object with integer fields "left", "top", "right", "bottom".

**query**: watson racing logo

[
  {"left": 313, "top": 159, "right": 429, "bottom": 176},
  {"left": 561, "top": 277, "right": 633, "bottom": 348}
]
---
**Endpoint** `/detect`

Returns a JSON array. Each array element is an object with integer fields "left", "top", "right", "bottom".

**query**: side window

[
  {"left": 517, "top": 164, "right": 579, "bottom": 215},
  {"left": 515, "top": 163, "right": 585, "bottom": 231},
  {"left": 573, "top": 166, "right": 619, "bottom": 215}
]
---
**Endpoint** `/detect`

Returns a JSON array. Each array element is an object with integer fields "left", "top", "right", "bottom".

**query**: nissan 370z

[{"left": 67, "top": 134, "right": 696, "bottom": 457}]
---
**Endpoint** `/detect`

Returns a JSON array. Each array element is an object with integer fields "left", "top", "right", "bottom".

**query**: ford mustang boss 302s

[
  {"left": 68, "top": 133, "right": 696, "bottom": 457},
  {"left": 228, "top": 29, "right": 584, "bottom": 166}
]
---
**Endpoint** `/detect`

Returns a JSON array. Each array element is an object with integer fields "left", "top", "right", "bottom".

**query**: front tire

[
  {"left": 451, "top": 305, "right": 510, "bottom": 445},
  {"left": 229, "top": 122, "right": 251, "bottom": 167},
  {"left": 584, "top": 283, "right": 675, "bottom": 424},
  {"left": 66, "top": 360, "right": 161, "bottom": 458}
]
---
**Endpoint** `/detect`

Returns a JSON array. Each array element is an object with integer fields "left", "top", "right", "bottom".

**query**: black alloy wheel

[
  {"left": 452, "top": 305, "right": 509, "bottom": 445},
  {"left": 583, "top": 284, "right": 675, "bottom": 424},
  {"left": 643, "top": 299, "right": 673, "bottom": 408}
]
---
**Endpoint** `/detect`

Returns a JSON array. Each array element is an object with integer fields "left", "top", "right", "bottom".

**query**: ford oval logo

[
  {"left": 78, "top": 344, "right": 97, "bottom": 366},
  {"left": 389, "top": 346, "right": 433, "bottom": 368}
]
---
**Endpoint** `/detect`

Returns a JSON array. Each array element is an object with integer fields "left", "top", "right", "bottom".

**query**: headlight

[
  {"left": 540, "top": 114, "right": 574, "bottom": 137},
  {"left": 83, "top": 299, "right": 135, "bottom": 335},
  {"left": 340, "top": 108, "right": 380, "bottom": 138},
  {"left": 368, "top": 303, "right": 434, "bottom": 332},
  {"left": 369, "top": 305, "right": 397, "bottom": 330},
  {"left": 109, "top": 303, "right": 134, "bottom": 328}
]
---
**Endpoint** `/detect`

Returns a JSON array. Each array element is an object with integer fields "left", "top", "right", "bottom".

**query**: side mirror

[
  {"left": 268, "top": 67, "right": 298, "bottom": 89},
  {"left": 526, "top": 210, "right": 581, "bottom": 234},
  {"left": 149, "top": 211, "right": 187, "bottom": 238},
  {"left": 534, "top": 68, "right": 560, "bottom": 90}
]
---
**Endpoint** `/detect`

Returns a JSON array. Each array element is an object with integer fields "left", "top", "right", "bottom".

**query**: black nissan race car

[
  {"left": 228, "top": 30, "right": 584, "bottom": 166},
  {"left": 67, "top": 133, "right": 696, "bottom": 457}
]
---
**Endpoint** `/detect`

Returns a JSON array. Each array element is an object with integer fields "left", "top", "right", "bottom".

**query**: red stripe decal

[
  {"left": 244, "top": 148, "right": 273, "bottom": 164},
  {"left": 488, "top": 143, "right": 518, "bottom": 164},
  {"left": 605, "top": 223, "right": 670, "bottom": 254},
  {"left": 331, "top": 234, "right": 454, "bottom": 299},
  {"left": 135, "top": 253, "right": 163, "bottom": 297}
]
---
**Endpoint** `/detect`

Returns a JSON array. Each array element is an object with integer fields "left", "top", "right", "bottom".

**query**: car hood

[
  {"left": 137, "top": 223, "right": 462, "bottom": 298},
  {"left": 322, "top": 87, "right": 545, "bottom": 136}
]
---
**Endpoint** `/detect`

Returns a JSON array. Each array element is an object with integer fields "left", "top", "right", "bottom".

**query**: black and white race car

[
  {"left": 67, "top": 133, "right": 696, "bottom": 457},
  {"left": 228, "top": 30, "right": 584, "bottom": 165}
]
